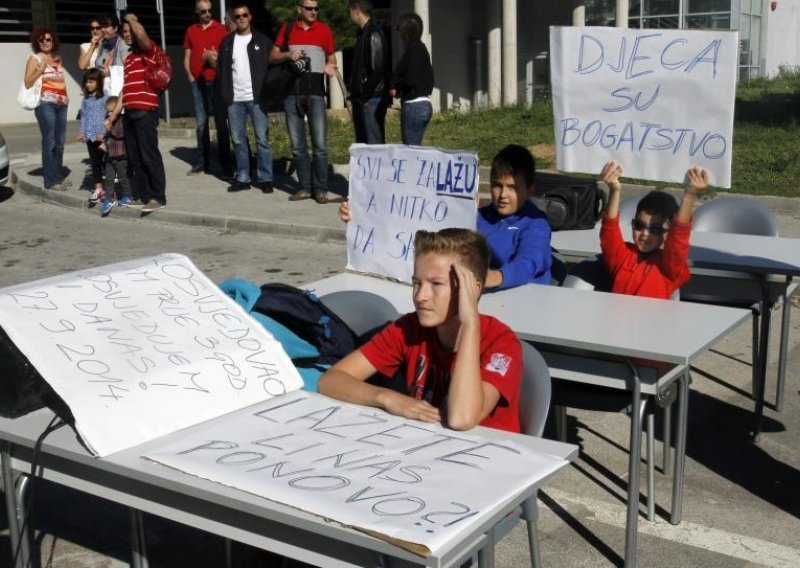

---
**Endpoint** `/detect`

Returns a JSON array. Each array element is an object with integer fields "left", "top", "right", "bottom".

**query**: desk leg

[
  {"left": 2, "top": 446, "right": 31, "bottom": 568},
  {"left": 670, "top": 368, "right": 690, "bottom": 525},
  {"left": 775, "top": 277, "right": 793, "bottom": 412},
  {"left": 130, "top": 509, "right": 149, "bottom": 568},
  {"left": 752, "top": 280, "right": 774, "bottom": 442},
  {"left": 623, "top": 361, "right": 642, "bottom": 568},
  {"left": 477, "top": 525, "right": 496, "bottom": 568}
]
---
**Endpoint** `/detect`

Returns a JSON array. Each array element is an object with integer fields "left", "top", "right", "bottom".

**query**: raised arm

[
  {"left": 602, "top": 160, "right": 624, "bottom": 219},
  {"left": 675, "top": 166, "right": 708, "bottom": 224},
  {"left": 446, "top": 264, "right": 500, "bottom": 430},
  {"left": 125, "top": 13, "right": 152, "bottom": 53},
  {"left": 78, "top": 38, "right": 101, "bottom": 70}
]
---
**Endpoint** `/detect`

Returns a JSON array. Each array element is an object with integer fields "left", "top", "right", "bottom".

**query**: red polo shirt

[
  {"left": 274, "top": 20, "right": 335, "bottom": 55},
  {"left": 183, "top": 20, "right": 228, "bottom": 81}
]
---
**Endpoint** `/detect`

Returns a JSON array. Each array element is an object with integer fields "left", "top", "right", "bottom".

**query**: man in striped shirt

[{"left": 106, "top": 13, "right": 167, "bottom": 213}]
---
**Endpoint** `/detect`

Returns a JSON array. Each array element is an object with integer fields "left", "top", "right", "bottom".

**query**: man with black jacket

[
  {"left": 348, "top": 0, "right": 390, "bottom": 144},
  {"left": 214, "top": 3, "right": 274, "bottom": 193}
]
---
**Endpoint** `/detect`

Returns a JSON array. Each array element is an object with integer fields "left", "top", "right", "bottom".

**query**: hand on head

[
  {"left": 452, "top": 263, "right": 480, "bottom": 327},
  {"left": 601, "top": 160, "right": 624, "bottom": 193}
]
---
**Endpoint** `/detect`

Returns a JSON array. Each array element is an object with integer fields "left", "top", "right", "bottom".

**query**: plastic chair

[
  {"left": 319, "top": 290, "right": 399, "bottom": 336},
  {"left": 479, "top": 342, "right": 552, "bottom": 568},
  {"left": 680, "top": 197, "right": 782, "bottom": 403}
]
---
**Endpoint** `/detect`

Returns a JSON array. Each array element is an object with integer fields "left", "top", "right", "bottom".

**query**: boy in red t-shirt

[
  {"left": 319, "top": 228, "right": 523, "bottom": 433},
  {"left": 600, "top": 160, "right": 708, "bottom": 299}
]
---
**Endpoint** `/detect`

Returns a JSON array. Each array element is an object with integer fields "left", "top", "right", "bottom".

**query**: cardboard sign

[
  {"left": 0, "top": 254, "right": 303, "bottom": 456},
  {"left": 550, "top": 26, "right": 738, "bottom": 187},
  {"left": 146, "top": 392, "right": 567, "bottom": 554},
  {"left": 347, "top": 144, "right": 479, "bottom": 283}
]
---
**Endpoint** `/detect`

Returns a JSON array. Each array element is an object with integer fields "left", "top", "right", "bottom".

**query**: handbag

[
  {"left": 17, "top": 54, "right": 43, "bottom": 110},
  {"left": 530, "top": 172, "right": 608, "bottom": 231},
  {"left": 262, "top": 21, "right": 299, "bottom": 112}
]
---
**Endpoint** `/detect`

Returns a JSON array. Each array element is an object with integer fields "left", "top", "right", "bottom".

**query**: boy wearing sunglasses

[{"left": 599, "top": 160, "right": 708, "bottom": 299}]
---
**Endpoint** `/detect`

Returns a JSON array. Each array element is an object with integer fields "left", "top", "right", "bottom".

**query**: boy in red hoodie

[{"left": 600, "top": 160, "right": 708, "bottom": 299}]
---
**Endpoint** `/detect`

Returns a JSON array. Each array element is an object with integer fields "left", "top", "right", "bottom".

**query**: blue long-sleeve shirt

[{"left": 477, "top": 201, "right": 552, "bottom": 290}]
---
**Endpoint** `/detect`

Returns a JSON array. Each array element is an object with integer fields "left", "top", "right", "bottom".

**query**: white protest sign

[
  {"left": 347, "top": 144, "right": 479, "bottom": 283},
  {"left": 0, "top": 254, "right": 303, "bottom": 456},
  {"left": 550, "top": 26, "right": 738, "bottom": 188},
  {"left": 146, "top": 391, "right": 567, "bottom": 554}
]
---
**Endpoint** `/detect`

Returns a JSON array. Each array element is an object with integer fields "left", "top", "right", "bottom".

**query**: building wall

[
  {"left": 765, "top": 1, "right": 800, "bottom": 76},
  {"left": 1, "top": 44, "right": 191, "bottom": 126}
]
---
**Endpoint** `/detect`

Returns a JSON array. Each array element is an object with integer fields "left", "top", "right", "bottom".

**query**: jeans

[
  {"left": 190, "top": 78, "right": 233, "bottom": 174},
  {"left": 284, "top": 94, "right": 328, "bottom": 193},
  {"left": 103, "top": 158, "right": 132, "bottom": 201},
  {"left": 228, "top": 100, "right": 272, "bottom": 184},
  {"left": 353, "top": 96, "right": 389, "bottom": 144},
  {"left": 34, "top": 102, "right": 68, "bottom": 187},
  {"left": 123, "top": 109, "right": 167, "bottom": 204},
  {"left": 401, "top": 100, "right": 432, "bottom": 146}
]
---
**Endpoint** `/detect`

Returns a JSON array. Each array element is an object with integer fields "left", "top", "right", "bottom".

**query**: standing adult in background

[
  {"left": 348, "top": 0, "right": 390, "bottom": 144},
  {"left": 77, "top": 18, "right": 104, "bottom": 70},
  {"left": 24, "top": 28, "right": 70, "bottom": 191},
  {"left": 106, "top": 15, "right": 167, "bottom": 213},
  {"left": 216, "top": 3, "right": 274, "bottom": 193},
  {"left": 271, "top": 0, "right": 337, "bottom": 204},
  {"left": 94, "top": 14, "right": 130, "bottom": 96},
  {"left": 183, "top": 0, "right": 232, "bottom": 177},
  {"left": 390, "top": 13, "right": 433, "bottom": 146}
]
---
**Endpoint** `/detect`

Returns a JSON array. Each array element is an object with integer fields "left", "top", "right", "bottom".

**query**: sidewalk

[{"left": 9, "top": 126, "right": 800, "bottom": 244}]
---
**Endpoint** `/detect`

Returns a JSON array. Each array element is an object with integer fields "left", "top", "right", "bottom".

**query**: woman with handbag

[{"left": 24, "top": 28, "right": 70, "bottom": 191}]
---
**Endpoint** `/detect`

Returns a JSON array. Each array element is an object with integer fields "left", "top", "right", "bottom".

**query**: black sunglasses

[
  {"left": 631, "top": 218, "right": 667, "bottom": 236},
  {"left": 301, "top": 5, "right": 320, "bottom": 11},
  {"left": 234, "top": 12, "right": 250, "bottom": 19},
  {"left": 198, "top": 9, "right": 212, "bottom": 15},
  {"left": 90, "top": 25, "right": 102, "bottom": 30}
]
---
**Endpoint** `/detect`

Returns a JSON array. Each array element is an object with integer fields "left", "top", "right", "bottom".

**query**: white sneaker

[{"left": 89, "top": 188, "right": 104, "bottom": 204}]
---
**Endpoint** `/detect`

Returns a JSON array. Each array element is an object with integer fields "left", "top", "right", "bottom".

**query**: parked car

[{"left": 0, "top": 130, "right": 9, "bottom": 186}]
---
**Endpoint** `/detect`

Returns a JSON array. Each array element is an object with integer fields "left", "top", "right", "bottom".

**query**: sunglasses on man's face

[
  {"left": 198, "top": 9, "right": 212, "bottom": 15},
  {"left": 301, "top": 5, "right": 320, "bottom": 11},
  {"left": 234, "top": 12, "right": 250, "bottom": 19},
  {"left": 631, "top": 219, "right": 667, "bottom": 236}
]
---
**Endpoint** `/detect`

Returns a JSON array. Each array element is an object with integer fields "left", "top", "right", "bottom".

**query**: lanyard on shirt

[{"left": 412, "top": 354, "right": 427, "bottom": 400}]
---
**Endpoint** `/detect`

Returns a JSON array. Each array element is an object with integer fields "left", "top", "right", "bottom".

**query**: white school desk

[
  {"left": 0, "top": 398, "right": 577, "bottom": 568},
  {"left": 551, "top": 227, "right": 800, "bottom": 438},
  {"left": 305, "top": 273, "right": 751, "bottom": 568}
]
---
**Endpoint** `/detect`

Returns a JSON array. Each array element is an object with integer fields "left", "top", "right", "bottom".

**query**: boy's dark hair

[
  {"left": 490, "top": 144, "right": 536, "bottom": 189},
  {"left": 636, "top": 190, "right": 679, "bottom": 222},
  {"left": 82, "top": 68, "right": 105, "bottom": 98},
  {"left": 30, "top": 27, "right": 60, "bottom": 53},
  {"left": 398, "top": 13, "right": 423, "bottom": 46},
  {"left": 349, "top": 0, "right": 373, "bottom": 16},
  {"left": 414, "top": 228, "right": 490, "bottom": 286},
  {"left": 97, "top": 14, "right": 120, "bottom": 29}
]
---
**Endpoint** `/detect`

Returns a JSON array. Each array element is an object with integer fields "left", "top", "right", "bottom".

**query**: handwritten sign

[
  {"left": 550, "top": 26, "right": 738, "bottom": 187},
  {"left": 146, "top": 391, "right": 567, "bottom": 554},
  {"left": 347, "top": 144, "right": 479, "bottom": 283},
  {"left": 0, "top": 254, "right": 303, "bottom": 456}
]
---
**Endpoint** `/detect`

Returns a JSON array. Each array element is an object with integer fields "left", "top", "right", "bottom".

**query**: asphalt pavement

[{"left": 1, "top": 122, "right": 799, "bottom": 568}]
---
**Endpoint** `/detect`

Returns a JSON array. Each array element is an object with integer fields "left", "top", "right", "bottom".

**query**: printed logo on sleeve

[{"left": 486, "top": 353, "right": 512, "bottom": 376}]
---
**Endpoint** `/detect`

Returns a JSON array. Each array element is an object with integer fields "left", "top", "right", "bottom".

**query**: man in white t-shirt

[{"left": 215, "top": 3, "right": 274, "bottom": 193}]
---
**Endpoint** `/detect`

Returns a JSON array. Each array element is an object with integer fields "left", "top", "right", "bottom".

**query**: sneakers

[
  {"left": 89, "top": 188, "right": 105, "bottom": 204},
  {"left": 255, "top": 180, "right": 274, "bottom": 194},
  {"left": 99, "top": 200, "right": 117, "bottom": 217},
  {"left": 288, "top": 188, "right": 312, "bottom": 201},
  {"left": 118, "top": 196, "right": 133, "bottom": 207},
  {"left": 124, "top": 198, "right": 147, "bottom": 209},
  {"left": 187, "top": 164, "right": 204, "bottom": 176},
  {"left": 227, "top": 180, "right": 251, "bottom": 192},
  {"left": 141, "top": 199, "right": 166, "bottom": 213}
]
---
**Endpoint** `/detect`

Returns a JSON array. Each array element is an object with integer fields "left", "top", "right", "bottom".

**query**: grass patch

[{"left": 166, "top": 72, "right": 800, "bottom": 197}]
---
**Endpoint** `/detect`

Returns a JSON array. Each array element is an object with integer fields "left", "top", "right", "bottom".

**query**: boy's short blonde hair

[
  {"left": 106, "top": 96, "right": 119, "bottom": 109},
  {"left": 413, "top": 228, "right": 489, "bottom": 286}
]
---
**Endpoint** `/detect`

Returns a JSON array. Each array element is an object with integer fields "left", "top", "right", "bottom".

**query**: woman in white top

[{"left": 77, "top": 18, "right": 104, "bottom": 70}]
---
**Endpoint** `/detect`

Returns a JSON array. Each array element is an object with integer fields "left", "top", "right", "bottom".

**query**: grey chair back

[
  {"left": 319, "top": 290, "right": 398, "bottom": 337},
  {"left": 692, "top": 197, "right": 779, "bottom": 236},
  {"left": 519, "top": 342, "right": 552, "bottom": 438}
]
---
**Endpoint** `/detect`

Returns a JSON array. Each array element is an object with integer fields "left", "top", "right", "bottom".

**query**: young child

[
  {"left": 339, "top": 144, "right": 553, "bottom": 290},
  {"left": 600, "top": 160, "right": 708, "bottom": 299},
  {"left": 319, "top": 228, "right": 523, "bottom": 433},
  {"left": 98, "top": 96, "right": 133, "bottom": 217},
  {"left": 77, "top": 68, "right": 108, "bottom": 204}
]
